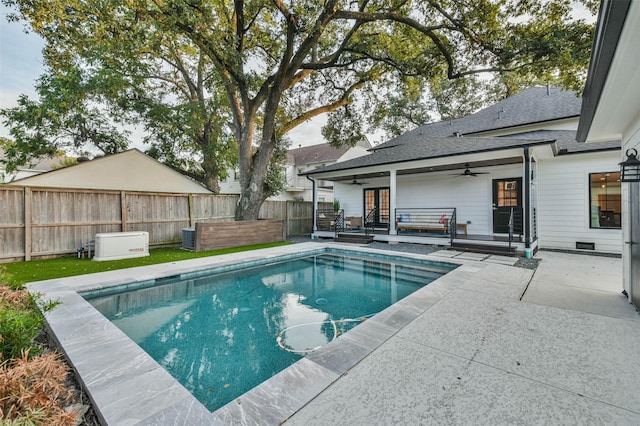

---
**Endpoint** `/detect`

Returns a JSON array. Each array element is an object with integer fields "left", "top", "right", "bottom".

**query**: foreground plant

[
  {"left": 0, "top": 284, "right": 57, "bottom": 360},
  {"left": 0, "top": 274, "right": 80, "bottom": 425},
  {"left": 0, "top": 351, "right": 78, "bottom": 425}
]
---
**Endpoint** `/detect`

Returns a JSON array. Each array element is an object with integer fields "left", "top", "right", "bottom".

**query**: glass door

[
  {"left": 492, "top": 178, "right": 523, "bottom": 234},
  {"left": 364, "top": 188, "right": 390, "bottom": 228}
]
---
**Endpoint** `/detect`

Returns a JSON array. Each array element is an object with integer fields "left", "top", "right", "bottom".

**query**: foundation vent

[{"left": 575, "top": 242, "right": 595, "bottom": 250}]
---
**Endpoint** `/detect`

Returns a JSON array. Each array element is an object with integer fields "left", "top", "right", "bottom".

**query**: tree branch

[{"left": 280, "top": 80, "right": 365, "bottom": 134}]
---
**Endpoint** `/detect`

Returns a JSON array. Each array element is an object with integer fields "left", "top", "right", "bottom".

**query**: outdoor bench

[{"left": 396, "top": 213, "right": 448, "bottom": 234}]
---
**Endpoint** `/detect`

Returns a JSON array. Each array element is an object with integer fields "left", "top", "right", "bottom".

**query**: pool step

[
  {"left": 333, "top": 233, "right": 375, "bottom": 244},
  {"left": 312, "top": 255, "right": 446, "bottom": 286},
  {"left": 450, "top": 242, "right": 518, "bottom": 256}
]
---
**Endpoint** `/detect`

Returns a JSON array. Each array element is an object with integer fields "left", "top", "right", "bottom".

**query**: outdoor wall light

[{"left": 619, "top": 148, "right": 640, "bottom": 182}]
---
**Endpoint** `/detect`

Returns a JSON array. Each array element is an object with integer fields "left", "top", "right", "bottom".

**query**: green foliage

[
  {"left": 3, "top": 0, "right": 597, "bottom": 218},
  {"left": 0, "top": 303, "right": 43, "bottom": 360},
  {"left": 50, "top": 156, "right": 77, "bottom": 170},
  {"left": 333, "top": 198, "right": 341, "bottom": 212},
  {"left": 0, "top": 275, "right": 56, "bottom": 360}
]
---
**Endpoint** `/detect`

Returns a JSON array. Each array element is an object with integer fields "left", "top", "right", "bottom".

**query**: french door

[{"left": 364, "top": 188, "right": 390, "bottom": 228}]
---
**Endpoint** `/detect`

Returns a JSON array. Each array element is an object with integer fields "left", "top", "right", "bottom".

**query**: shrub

[
  {"left": 0, "top": 351, "right": 77, "bottom": 425},
  {"left": 0, "top": 285, "right": 51, "bottom": 360}
]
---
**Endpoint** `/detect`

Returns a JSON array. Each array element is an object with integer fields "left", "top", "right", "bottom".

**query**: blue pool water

[{"left": 84, "top": 251, "right": 454, "bottom": 410}]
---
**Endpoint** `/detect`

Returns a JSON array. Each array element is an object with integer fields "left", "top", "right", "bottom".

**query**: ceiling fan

[
  {"left": 452, "top": 163, "right": 490, "bottom": 177},
  {"left": 348, "top": 176, "right": 368, "bottom": 185}
]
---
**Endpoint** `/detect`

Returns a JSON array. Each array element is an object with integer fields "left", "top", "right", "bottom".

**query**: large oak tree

[{"left": 2, "top": 0, "right": 596, "bottom": 219}]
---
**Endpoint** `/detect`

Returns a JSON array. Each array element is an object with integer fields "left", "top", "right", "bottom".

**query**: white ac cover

[{"left": 93, "top": 231, "right": 149, "bottom": 261}]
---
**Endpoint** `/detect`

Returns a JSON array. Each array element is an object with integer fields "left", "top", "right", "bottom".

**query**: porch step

[
  {"left": 450, "top": 242, "right": 518, "bottom": 256},
  {"left": 333, "top": 233, "right": 375, "bottom": 244}
]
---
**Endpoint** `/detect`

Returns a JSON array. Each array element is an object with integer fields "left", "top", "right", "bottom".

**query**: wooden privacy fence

[{"left": 0, "top": 186, "right": 317, "bottom": 262}]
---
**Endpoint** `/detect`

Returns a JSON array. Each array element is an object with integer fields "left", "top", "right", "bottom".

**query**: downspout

[
  {"left": 306, "top": 175, "right": 317, "bottom": 234},
  {"left": 524, "top": 147, "right": 531, "bottom": 249}
]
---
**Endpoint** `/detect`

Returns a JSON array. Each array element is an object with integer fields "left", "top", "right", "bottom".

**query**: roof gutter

[{"left": 576, "top": 0, "right": 632, "bottom": 142}]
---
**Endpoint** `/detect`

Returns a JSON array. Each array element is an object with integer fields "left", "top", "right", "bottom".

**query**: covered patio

[{"left": 305, "top": 136, "right": 556, "bottom": 256}]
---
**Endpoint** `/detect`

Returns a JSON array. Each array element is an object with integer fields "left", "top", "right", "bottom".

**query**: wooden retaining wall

[
  {"left": 194, "top": 220, "right": 285, "bottom": 251},
  {"left": 0, "top": 186, "right": 320, "bottom": 262}
]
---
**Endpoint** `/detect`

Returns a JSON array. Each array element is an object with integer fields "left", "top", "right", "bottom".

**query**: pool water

[{"left": 84, "top": 252, "right": 452, "bottom": 410}]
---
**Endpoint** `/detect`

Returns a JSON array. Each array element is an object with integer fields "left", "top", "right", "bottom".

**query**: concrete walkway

[
  {"left": 522, "top": 251, "right": 637, "bottom": 319},
  {"left": 286, "top": 250, "right": 640, "bottom": 425}
]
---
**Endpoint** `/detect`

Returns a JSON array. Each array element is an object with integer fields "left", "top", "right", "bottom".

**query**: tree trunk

[
  {"left": 236, "top": 184, "right": 265, "bottom": 220},
  {"left": 234, "top": 120, "right": 269, "bottom": 220},
  {"left": 201, "top": 155, "right": 221, "bottom": 194}
]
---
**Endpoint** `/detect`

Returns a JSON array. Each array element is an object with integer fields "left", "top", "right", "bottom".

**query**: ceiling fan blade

[
  {"left": 450, "top": 164, "right": 490, "bottom": 176},
  {"left": 349, "top": 176, "right": 368, "bottom": 185}
]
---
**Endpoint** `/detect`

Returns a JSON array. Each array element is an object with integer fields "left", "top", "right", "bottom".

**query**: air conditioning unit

[
  {"left": 182, "top": 227, "right": 196, "bottom": 251},
  {"left": 93, "top": 231, "right": 149, "bottom": 261}
]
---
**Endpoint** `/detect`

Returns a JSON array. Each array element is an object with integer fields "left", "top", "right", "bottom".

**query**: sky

[
  {"left": 0, "top": 2, "right": 595, "bottom": 151},
  {"left": 0, "top": 4, "right": 44, "bottom": 131}
]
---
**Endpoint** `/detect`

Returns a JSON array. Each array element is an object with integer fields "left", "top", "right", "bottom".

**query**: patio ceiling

[{"left": 328, "top": 157, "right": 523, "bottom": 182}]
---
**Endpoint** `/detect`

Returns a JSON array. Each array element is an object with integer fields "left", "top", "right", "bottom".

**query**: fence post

[
  {"left": 285, "top": 201, "right": 290, "bottom": 237},
  {"left": 120, "top": 191, "right": 128, "bottom": 232},
  {"left": 188, "top": 193, "right": 194, "bottom": 227},
  {"left": 24, "top": 187, "right": 32, "bottom": 261}
]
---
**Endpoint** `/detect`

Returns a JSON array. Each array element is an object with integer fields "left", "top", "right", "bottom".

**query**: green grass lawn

[{"left": 2, "top": 242, "right": 292, "bottom": 284}]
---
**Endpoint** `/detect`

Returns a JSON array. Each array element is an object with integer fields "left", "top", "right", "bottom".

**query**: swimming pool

[
  {"left": 82, "top": 251, "right": 455, "bottom": 410},
  {"left": 29, "top": 243, "right": 463, "bottom": 424}
]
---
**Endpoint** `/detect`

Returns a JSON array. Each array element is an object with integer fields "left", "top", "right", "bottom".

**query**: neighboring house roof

[
  {"left": 290, "top": 143, "right": 351, "bottom": 166},
  {"left": 576, "top": 0, "right": 635, "bottom": 142},
  {"left": 8, "top": 149, "right": 212, "bottom": 194},
  {"left": 289, "top": 139, "right": 372, "bottom": 166},
  {"left": 376, "top": 86, "right": 582, "bottom": 149},
  {"left": 0, "top": 148, "right": 68, "bottom": 174}
]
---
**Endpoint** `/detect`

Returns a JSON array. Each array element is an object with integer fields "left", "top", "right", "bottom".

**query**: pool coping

[{"left": 28, "top": 242, "right": 478, "bottom": 425}]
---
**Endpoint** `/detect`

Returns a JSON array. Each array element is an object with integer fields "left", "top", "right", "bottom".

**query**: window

[
  {"left": 590, "top": 172, "right": 621, "bottom": 229},
  {"left": 496, "top": 180, "right": 519, "bottom": 207}
]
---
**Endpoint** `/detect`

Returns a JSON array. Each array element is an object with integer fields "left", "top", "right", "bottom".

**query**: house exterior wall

[
  {"left": 335, "top": 163, "right": 524, "bottom": 236},
  {"left": 537, "top": 151, "right": 622, "bottom": 254},
  {"left": 395, "top": 164, "right": 523, "bottom": 236},
  {"left": 337, "top": 145, "right": 371, "bottom": 162},
  {"left": 221, "top": 155, "right": 361, "bottom": 202}
]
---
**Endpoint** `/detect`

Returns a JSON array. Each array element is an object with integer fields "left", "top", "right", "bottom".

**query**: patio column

[
  {"left": 307, "top": 176, "right": 317, "bottom": 233},
  {"left": 389, "top": 169, "right": 397, "bottom": 235},
  {"left": 524, "top": 147, "right": 531, "bottom": 249}
]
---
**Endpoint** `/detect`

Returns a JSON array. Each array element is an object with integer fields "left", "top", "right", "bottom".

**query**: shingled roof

[
  {"left": 288, "top": 143, "right": 351, "bottom": 166},
  {"left": 375, "top": 86, "right": 582, "bottom": 149},
  {"left": 302, "top": 85, "right": 620, "bottom": 177},
  {"left": 303, "top": 136, "right": 555, "bottom": 175}
]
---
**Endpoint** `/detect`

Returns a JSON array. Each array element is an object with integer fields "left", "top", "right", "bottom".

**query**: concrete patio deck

[
  {"left": 285, "top": 249, "right": 640, "bottom": 425},
  {"left": 30, "top": 243, "right": 640, "bottom": 425}
]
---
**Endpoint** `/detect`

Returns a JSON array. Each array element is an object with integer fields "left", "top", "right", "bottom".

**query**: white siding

[
  {"left": 335, "top": 164, "right": 523, "bottom": 235},
  {"left": 218, "top": 172, "right": 242, "bottom": 195},
  {"left": 537, "top": 152, "right": 622, "bottom": 254},
  {"left": 396, "top": 164, "right": 522, "bottom": 235}
]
